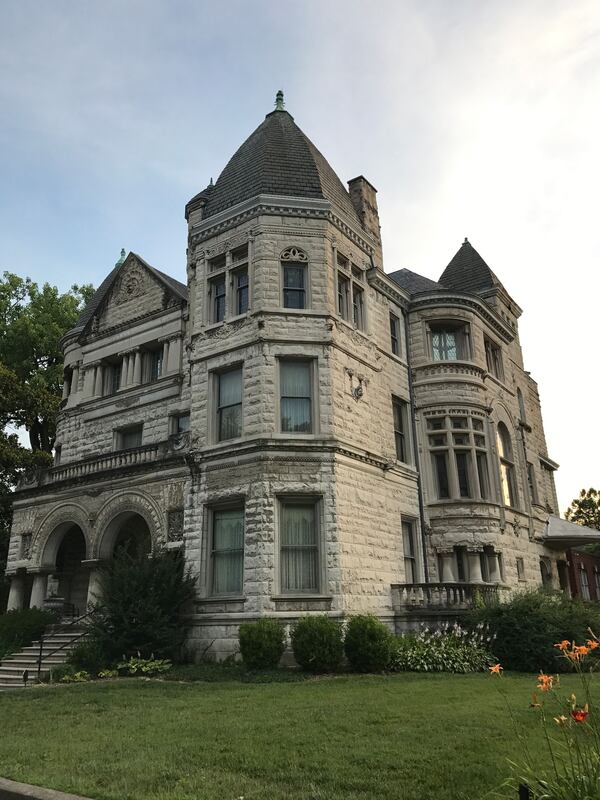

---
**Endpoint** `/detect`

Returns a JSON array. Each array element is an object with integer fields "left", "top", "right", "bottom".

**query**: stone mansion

[{"left": 5, "top": 93, "right": 597, "bottom": 657}]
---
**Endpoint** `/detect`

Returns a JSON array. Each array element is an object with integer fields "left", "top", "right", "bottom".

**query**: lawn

[{"left": 0, "top": 672, "right": 584, "bottom": 800}]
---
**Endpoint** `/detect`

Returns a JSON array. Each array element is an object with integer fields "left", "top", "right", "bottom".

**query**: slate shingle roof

[
  {"left": 195, "top": 109, "right": 361, "bottom": 225},
  {"left": 388, "top": 268, "right": 445, "bottom": 295},
  {"left": 70, "top": 253, "right": 187, "bottom": 335},
  {"left": 438, "top": 239, "right": 502, "bottom": 294}
]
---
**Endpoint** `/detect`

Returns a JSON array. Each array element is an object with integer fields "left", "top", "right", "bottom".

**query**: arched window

[
  {"left": 517, "top": 388, "right": 527, "bottom": 423},
  {"left": 497, "top": 423, "right": 517, "bottom": 507},
  {"left": 281, "top": 246, "right": 308, "bottom": 309}
]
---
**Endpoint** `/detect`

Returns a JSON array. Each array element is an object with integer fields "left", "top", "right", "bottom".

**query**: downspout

[{"left": 403, "top": 310, "right": 430, "bottom": 584}]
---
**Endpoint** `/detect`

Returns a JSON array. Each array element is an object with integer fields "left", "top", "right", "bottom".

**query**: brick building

[{"left": 5, "top": 93, "right": 599, "bottom": 657}]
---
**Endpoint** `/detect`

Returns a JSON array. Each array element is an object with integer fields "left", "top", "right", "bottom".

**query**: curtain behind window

[
  {"left": 281, "top": 361, "right": 311, "bottom": 432},
  {"left": 212, "top": 509, "right": 244, "bottom": 594},
  {"left": 218, "top": 369, "right": 242, "bottom": 440},
  {"left": 281, "top": 504, "right": 318, "bottom": 592}
]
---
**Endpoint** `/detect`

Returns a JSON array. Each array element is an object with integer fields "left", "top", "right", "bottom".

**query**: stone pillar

[
  {"left": 62, "top": 371, "right": 70, "bottom": 400},
  {"left": 29, "top": 573, "right": 48, "bottom": 609},
  {"left": 488, "top": 552, "right": 502, "bottom": 583},
  {"left": 467, "top": 550, "right": 484, "bottom": 583},
  {"left": 82, "top": 364, "right": 95, "bottom": 398},
  {"left": 132, "top": 349, "right": 142, "bottom": 385},
  {"left": 439, "top": 552, "right": 457, "bottom": 582},
  {"left": 93, "top": 364, "right": 104, "bottom": 397},
  {"left": 71, "top": 364, "right": 80, "bottom": 396},
  {"left": 166, "top": 336, "right": 181, "bottom": 374},
  {"left": 82, "top": 560, "right": 104, "bottom": 608},
  {"left": 6, "top": 574, "right": 25, "bottom": 611},
  {"left": 162, "top": 340, "right": 170, "bottom": 372},
  {"left": 120, "top": 354, "right": 129, "bottom": 388}
]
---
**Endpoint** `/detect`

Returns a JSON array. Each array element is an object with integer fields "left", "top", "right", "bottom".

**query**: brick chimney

[{"left": 348, "top": 176, "right": 383, "bottom": 266}]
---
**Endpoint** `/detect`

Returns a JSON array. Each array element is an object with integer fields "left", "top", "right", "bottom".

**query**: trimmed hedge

[
  {"left": 344, "top": 614, "right": 394, "bottom": 673},
  {"left": 239, "top": 619, "right": 286, "bottom": 669},
  {"left": 0, "top": 608, "right": 58, "bottom": 659},
  {"left": 291, "top": 615, "right": 344, "bottom": 673},
  {"left": 467, "top": 589, "right": 600, "bottom": 672}
]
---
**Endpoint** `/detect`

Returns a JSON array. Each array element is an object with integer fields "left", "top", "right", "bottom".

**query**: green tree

[
  {"left": 0, "top": 272, "right": 94, "bottom": 606},
  {"left": 565, "top": 488, "right": 600, "bottom": 531}
]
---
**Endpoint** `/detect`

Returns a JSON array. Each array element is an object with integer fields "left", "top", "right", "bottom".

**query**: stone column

[
  {"left": 162, "top": 339, "right": 170, "bottom": 372},
  {"left": 62, "top": 371, "right": 70, "bottom": 400},
  {"left": 93, "top": 363, "right": 104, "bottom": 397},
  {"left": 132, "top": 349, "right": 142, "bottom": 385},
  {"left": 6, "top": 574, "right": 25, "bottom": 611},
  {"left": 82, "top": 560, "right": 104, "bottom": 608},
  {"left": 29, "top": 572, "right": 49, "bottom": 609},
  {"left": 71, "top": 364, "right": 80, "bottom": 396},
  {"left": 120, "top": 354, "right": 129, "bottom": 388},
  {"left": 467, "top": 550, "right": 484, "bottom": 583},
  {"left": 82, "top": 364, "right": 95, "bottom": 399},
  {"left": 166, "top": 336, "right": 181, "bottom": 374},
  {"left": 488, "top": 552, "right": 502, "bottom": 583},
  {"left": 439, "top": 552, "right": 457, "bottom": 582}
]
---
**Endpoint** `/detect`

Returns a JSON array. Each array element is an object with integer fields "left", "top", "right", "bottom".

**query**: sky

[{"left": 1, "top": 0, "right": 599, "bottom": 514}]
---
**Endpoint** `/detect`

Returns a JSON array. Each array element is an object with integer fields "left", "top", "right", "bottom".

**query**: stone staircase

[{"left": 0, "top": 622, "right": 88, "bottom": 691}]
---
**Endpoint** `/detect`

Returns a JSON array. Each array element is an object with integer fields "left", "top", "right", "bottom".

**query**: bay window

[
  {"left": 429, "top": 321, "right": 470, "bottom": 361},
  {"left": 427, "top": 412, "right": 490, "bottom": 501}
]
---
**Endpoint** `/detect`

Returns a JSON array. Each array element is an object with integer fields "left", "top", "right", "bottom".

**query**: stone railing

[
  {"left": 17, "top": 433, "right": 190, "bottom": 490},
  {"left": 413, "top": 362, "right": 486, "bottom": 384},
  {"left": 391, "top": 582, "right": 500, "bottom": 611}
]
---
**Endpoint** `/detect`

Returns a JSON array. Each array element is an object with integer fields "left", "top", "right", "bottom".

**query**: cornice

[{"left": 366, "top": 268, "right": 410, "bottom": 309}]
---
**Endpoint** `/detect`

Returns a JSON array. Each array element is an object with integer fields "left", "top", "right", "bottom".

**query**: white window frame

[
  {"left": 276, "top": 495, "right": 324, "bottom": 596},
  {"left": 277, "top": 357, "right": 317, "bottom": 435}
]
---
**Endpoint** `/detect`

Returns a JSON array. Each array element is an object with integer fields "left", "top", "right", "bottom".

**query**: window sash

[
  {"left": 353, "top": 286, "right": 364, "bottom": 328},
  {"left": 580, "top": 567, "right": 591, "bottom": 600},
  {"left": 338, "top": 276, "right": 350, "bottom": 319},
  {"left": 390, "top": 314, "right": 400, "bottom": 355},
  {"left": 402, "top": 521, "right": 417, "bottom": 583},
  {"left": 213, "top": 279, "right": 226, "bottom": 322},
  {"left": 280, "top": 361, "right": 312, "bottom": 433},
  {"left": 235, "top": 271, "right": 249, "bottom": 315},
  {"left": 121, "top": 426, "right": 142, "bottom": 449},
  {"left": 176, "top": 414, "right": 190, "bottom": 433},
  {"left": 211, "top": 509, "right": 244, "bottom": 595},
  {"left": 393, "top": 399, "right": 408, "bottom": 462},
  {"left": 433, "top": 452, "right": 450, "bottom": 498},
  {"left": 217, "top": 369, "right": 242, "bottom": 441},
  {"left": 283, "top": 264, "right": 306, "bottom": 309},
  {"left": 455, "top": 451, "right": 471, "bottom": 497},
  {"left": 280, "top": 504, "right": 319, "bottom": 593},
  {"left": 432, "top": 330, "right": 458, "bottom": 361}
]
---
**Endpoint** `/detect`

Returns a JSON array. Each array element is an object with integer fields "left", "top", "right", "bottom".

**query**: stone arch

[
  {"left": 34, "top": 503, "right": 92, "bottom": 568},
  {"left": 94, "top": 491, "right": 163, "bottom": 560}
]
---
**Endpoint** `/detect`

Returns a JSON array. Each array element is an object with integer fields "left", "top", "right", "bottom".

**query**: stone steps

[{"left": 0, "top": 623, "right": 88, "bottom": 690}]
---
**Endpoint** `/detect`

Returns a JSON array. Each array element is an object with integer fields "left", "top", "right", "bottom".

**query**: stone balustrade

[
  {"left": 391, "top": 581, "right": 500, "bottom": 611},
  {"left": 17, "top": 434, "right": 190, "bottom": 490}
]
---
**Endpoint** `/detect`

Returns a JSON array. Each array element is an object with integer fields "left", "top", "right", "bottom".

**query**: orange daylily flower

[
  {"left": 571, "top": 705, "right": 589, "bottom": 724},
  {"left": 586, "top": 639, "right": 599, "bottom": 650},
  {"left": 489, "top": 663, "right": 503, "bottom": 675},
  {"left": 555, "top": 640, "right": 570, "bottom": 651},
  {"left": 537, "top": 672, "right": 555, "bottom": 692},
  {"left": 575, "top": 645, "right": 591, "bottom": 657}
]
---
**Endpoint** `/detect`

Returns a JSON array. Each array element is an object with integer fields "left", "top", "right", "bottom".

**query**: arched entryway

[
  {"left": 98, "top": 511, "right": 152, "bottom": 561},
  {"left": 41, "top": 523, "right": 90, "bottom": 616}
]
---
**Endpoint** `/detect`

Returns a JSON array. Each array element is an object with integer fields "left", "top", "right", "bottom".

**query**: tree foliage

[
  {"left": 0, "top": 271, "right": 93, "bottom": 606},
  {"left": 565, "top": 488, "right": 600, "bottom": 531}
]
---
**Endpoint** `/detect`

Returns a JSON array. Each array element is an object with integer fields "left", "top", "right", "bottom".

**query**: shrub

[
  {"left": 467, "top": 589, "right": 600, "bottom": 672},
  {"left": 0, "top": 608, "right": 58, "bottom": 659},
  {"left": 60, "top": 670, "right": 90, "bottom": 683},
  {"left": 116, "top": 655, "right": 172, "bottom": 676},
  {"left": 344, "top": 615, "right": 393, "bottom": 673},
  {"left": 239, "top": 619, "right": 286, "bottom": 670},
  {"left": 389, "top": 623, "right": 494, "bottom": 673},
  {"left": 87, "top": 547, "right": 196, "bottom": 663},
  {"left": 67, "top": 639, "right": 110, "bottom": 676},
  {"left": 291, "top": 615, "right": 344, "bottom": 673}
]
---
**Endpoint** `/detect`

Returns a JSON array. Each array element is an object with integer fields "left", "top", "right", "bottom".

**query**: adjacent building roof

[
  {"left": 543, "top": 515, "right": 600, "bottom": 547},
  {"left": 191, "top": 104, "right": 361, "bottom": 226},
  {"left": 70, "top": 252, "right": 187, "bottom": 335},
  {"left": 438, "top": 238, "right": 503, "bottom": 294},
  {"left": 388, "top": 268, "right": 445, "bottom": 296}
]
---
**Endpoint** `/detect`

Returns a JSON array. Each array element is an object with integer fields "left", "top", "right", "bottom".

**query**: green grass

[{"left": 0, "top": 672, "right": 587, "bottom": 800}]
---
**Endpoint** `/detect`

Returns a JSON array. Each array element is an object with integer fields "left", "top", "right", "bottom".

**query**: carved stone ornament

[
  {"left": 280, "top": 246, "right": 308, "bottom": 262},
  {"left": 167, "top": 510, "right": 184, "bottom": 542},
  {"left": 113, "top": 265, "right": 147, "bottom": 305},
  {"left": 20, "top": 533, "right": 32, "bottom": 559}
]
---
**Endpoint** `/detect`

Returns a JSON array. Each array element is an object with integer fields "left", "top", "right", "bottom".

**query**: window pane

[
  {"left": 219, "top": 369, "right": 242, "bottom": 406},
  {"left": 353, "top": 286, "right": 364, "bottom": 328},
  {"left": 434, "top": 453, "right": 450, "bottom": 498},
  {"left": 218, "top": 368, "right": 242, "bottom": 441},
  {"left": 219, "top": 404, "right": 242, "bottom": 440},
  {"left": 476, "top": 453, "right": 490, "bottom": 499},
  {"left": 432, "top": 330, "right": 457, "bottom": 360},
  {"left": 338, "top": 276, "right": 349, "bottom": 319},
  {"left": 390, "top": 314, "right": 399, "bottom": 355},
  {"left": 212, "top": 509, "right": 244, "bottom": 594},
  {"left": 284, "top": 265, "right": 305, "bottom": 289},
  {"left": 176, "top": 414, "right": 190, "bottom": 433},
  {"left": 121, "top": 426, "right": 142, "bottom": 449},
  {"left": 393, "top": 399, "right": 407, "bottom": 462},
  {"left": 455, "top": 452, "right": 471, "bottom": 497},
  {"left": 281, "top": 504, "right": 318, "bottom": 592},
  {"left": 213, "top": 279, "right": 226, "bottom": 322},
  {"left": 236, "top": 271, "right": 249, "bottom": 314},
  {"left": 281, "top": 361, "right": 312, "bottom": 433}
]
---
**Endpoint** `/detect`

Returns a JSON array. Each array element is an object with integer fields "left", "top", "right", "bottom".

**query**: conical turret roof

[
  {"left": 438, "top": 239, "right": 503, "bottom": 294},
  {"left": 191, "top": 97, "right": 361, "bottom": 225}
]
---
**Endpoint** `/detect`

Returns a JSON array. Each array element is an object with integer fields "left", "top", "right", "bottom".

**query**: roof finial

[
  {"left": 275, "top": 89, "right": 285, "bottom": 111},
  {"left": 115, "top": 248, "right": 126, "bottom": 267},
  {"left": 209, "top": 177, "right": 214, "bottom": 186},
  {"left": 463, "top": 237, "right": 469, "bottom": 245}
]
